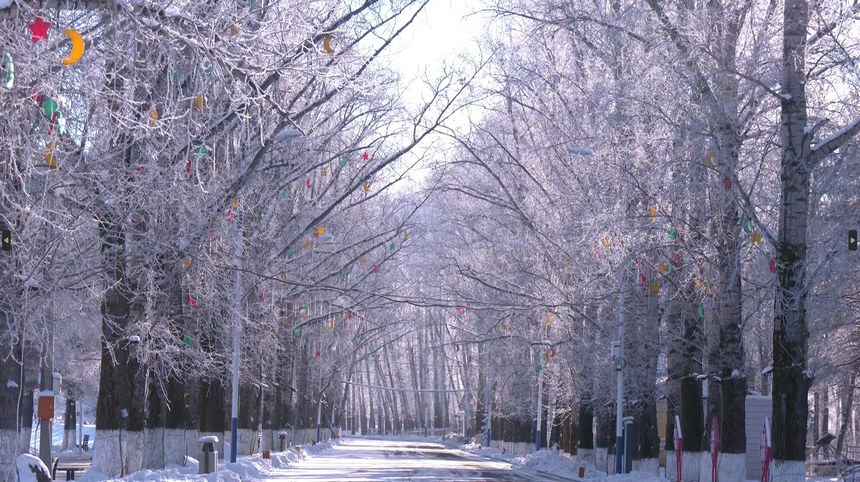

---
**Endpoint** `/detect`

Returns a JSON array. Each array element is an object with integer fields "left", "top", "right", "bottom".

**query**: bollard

[
  {"left": 278, "top": 431, "right": 288, "bottom": 452},
  {"left": 198, "top": 435, "right": 219, "bottom": 474}
]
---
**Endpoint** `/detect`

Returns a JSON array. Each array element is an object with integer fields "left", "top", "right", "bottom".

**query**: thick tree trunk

[
  {"left": 836, "top": 374, "right": 856, "bottom": 453},
  {"left": 63, "top": 398, "right": 76, "bottom": 451},
  {"left": 773, "top": 2, "right": 813, "bottom": 480}
]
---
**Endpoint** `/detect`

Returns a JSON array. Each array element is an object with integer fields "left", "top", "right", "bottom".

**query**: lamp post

[{"left": 230, "top": 127, "right": 303, "bottom": 463}]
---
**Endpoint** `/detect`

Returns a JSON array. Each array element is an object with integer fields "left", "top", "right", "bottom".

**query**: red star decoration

[
  {"left": 28, "top": 17, "right": 51, "bottom": 44},
  {"left": 362, "top": 152, "right": 369, "bottom": 161}
]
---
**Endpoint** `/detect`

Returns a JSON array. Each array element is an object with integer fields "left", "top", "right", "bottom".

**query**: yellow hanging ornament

[
  {"left": 304, "top": 239, "right": 312, "bottom": 249},
  {"left": 705, "top": 151, "right": 715, "bottom": 167},
  {"left": 546, "top": 314, "right": 553, "bottom": 325},
  {"left": 194, "top": 95, "right": 204, "bottom": 109},
  {"left": 360, "top": 256, "right": 367, "bottom": 265},
  {"left": 751, "top": 231, "right": 762, "bottom": 244},
  {"left": 363, "top": 182, "right": 371, "bottom": 193},
  {"left": 150, "top": 109, "right": 158, "bottom": 125},
  {"left": 322, "top": 167, "right": 327, "bottom": 177},
  {"left": 602, "top": 235, "right": 611, "bottom": 248},
  {"left": 274, "top": 326, "right": 280, "bottom": 334},
  {"left": 44, "top": 141, "right": 58, "bottom": 169},
  {"left": 403, "top": 231, "right": 408, "bottom": 242},
  {"left": 231, "top": 198, "right": 237, "bottom": 210},
  {"left": 650, "top": 282, "right": 660, "bottom": 295},
  {"left": 315, "top": 226, "right": 325, "bottom": 237},
  {"left": 647, "top": 206, "right": 657, "bottom": 222},
  {"left": 658, "top": 263, "right": 667, "bottom": 273},
  {"left": 566, "top": 258, "right": 574, "bottom": 267},
  {"left": 184, "top": 257, "right": 192, "bottom": 267}
]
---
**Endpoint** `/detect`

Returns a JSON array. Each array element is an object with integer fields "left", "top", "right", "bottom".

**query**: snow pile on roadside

[
  {"left": 462, "top": 445, "right": 670, "bottom": 481},
  {"left": 80, "top": 439, "right": 339, "bottom": 481}
]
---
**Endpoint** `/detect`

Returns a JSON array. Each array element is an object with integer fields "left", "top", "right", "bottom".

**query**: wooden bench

[{"left": 52, "top": 455, "right": 92, "bottom": 481}]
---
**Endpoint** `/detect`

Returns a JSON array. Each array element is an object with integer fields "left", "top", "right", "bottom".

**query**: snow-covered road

[{"left": 260, "top": 438, "right": 567, "bottom": 481}]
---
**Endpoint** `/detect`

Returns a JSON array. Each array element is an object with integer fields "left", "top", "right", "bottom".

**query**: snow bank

[
  {"left": 79, "top": 438, "right": 339, "bottom": 481},
  {"left": 15, "top": 454, "right": 51, "bottom": 482}
]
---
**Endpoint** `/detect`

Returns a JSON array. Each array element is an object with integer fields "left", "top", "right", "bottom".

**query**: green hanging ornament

[
  {"left": 667, "top": 228, "right": 678, "bottom": 240},
  {"left": 342, "top": 270, "right": 349, "bottom": 281},
  {"left": 281, "top": 192, "right": 290, "bottom": 201},
  {"left": 340, "top": 156, "right": 349, "bottom": 167},
  {"left": 195, "top": 145, "right": 208, "bottom": 157},
  {"left": 698, "top": 304, "right": 705, "bottom": 320},
  {"left": 172, "top": 69, "right": 181, "bottom": 81},
  {"left": 3, "top": 53, "right": 14, "bottom": 89},
  {"left": 40, "top": 97, "right": 59, "bottom": 118},
  {"left": 303, "top": 299, "right": 309, "bottom": 310},
  {"left": 286, "top": 247, "right": 295, "bottom": 258},
  {"left": 183, "top": 335, "right": 192, "bottom": 347},
  {"left": 389, "top": 242, "right": 396, "bottom": 251},
  {"left": 535, "top": 364, "right": 543, "bottom": 373},
  {"left": 742, "top": 217, "right": 751, "bottom": 234},
  {"left": 294, "top": 327, "right": 302, "bottom": 337}
]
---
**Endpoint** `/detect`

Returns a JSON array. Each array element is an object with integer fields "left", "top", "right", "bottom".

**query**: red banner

[{"left": 761, "top": 417, "right": 772, "bottom": 482}]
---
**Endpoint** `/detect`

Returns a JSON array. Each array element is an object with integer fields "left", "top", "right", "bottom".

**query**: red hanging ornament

[
  {"left": 258, "top": 292, "right": 265, "bottom": 303},
  {"left": 769, "top": 258, "right": 776, "bottom": 273},
  {"left": 550, "top": 347, "right": 556, "bottom": 358},
  {"left": 208, "top": 230, "right": 215, "bottom": 240},
  {"left": 673, "top": 251, "right": 683, "bottom": 265},
  {"left": 315, "top": 350, "right": 321, "bottom": 358},
  {"left": 456, "top": 306, "right": 462, "bottom": 314},
  {"left": 373, "top": 265, "right": 379, "bottom": 274},
  {"left": 640, "top": 274, "right": 647, "bottom": 285},
  {"left": 137, "top": 166, "right": 145, "bottom": 174},
  {"left": 186, "top": 159, "right": 194, "bottom": 177},
  {"left": 347, "top": 312, "right": 353, "bottom": 320},
  {"left": 226, "top": 210, "right": 234, "bottom": 222},
  {"left": 306, "top": 178, "right": 311, "bottom": 189},
  {"left": 28, "top": 17, "right": 51, "bottom": 44},
  {"left": 723, "top": 178, "right": 732, "bottom": 190},
  {"left": 363, "top": 152, "right": 369, "bottom": 161},
  {"left": 185, "top": 294, "right": 198, "bottom": 307}
]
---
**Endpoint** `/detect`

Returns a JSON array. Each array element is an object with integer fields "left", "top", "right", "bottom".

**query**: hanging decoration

[
  {"left": 360, "top": 256, "right": 367, "bottom": 265},
  {"left": 723, "top": 178, "right": 732, "bottom": 190},
  {"left": 363, "top": 182, "right": 371, "bottom": 193},
  {"left": 44, "top": 141, "right": 58, "bottom": 169},
  {"left": 389, "top": 242, "right": 396, "bottom": 251},
  {"left": 231, "top": 198, "right": 237, "bottom": 210},
  {"left": 28, "top": 17, "right": 51, "bottom": 43},
  {"left": 315, "top": 350, "right": 321, "bottom": 358},
  {"left": 535, "top": 364, "right": 543, "bottom": 373},
  {"left": 286, "top": 247, "right": 295, "bottom": 258},
  {"left": 226, "top": 210, "right": 234, "bottom": 222},
  {"left": 455, "top": 344, "right": 460, "bottom": 353},
  {"left": 673, "top": 251, "right": 683, "bottom": 265},
  {"left": 742, "top": 217, "right": 751, "bottom": 233},
  {"left": 303, "top": 239, "right": 312, "bottom": 249},
  {"left": 658, "top": 263, "right": 668, "bottom": 274},
  {"left": 698, "top": 304, "right": 705, "bottom": 320},
  {"left": 373, "top": 265, "right": 379, "bottom": 274},
  {"left": 602, "top": 235, "right": 611, "bottom": 248},
  {"left": 185, "top": 294, "right": 198, "bottom": 307},
  {"left": 184, "top": 257, "right": 192, "bottom": 267},
  {"left": 751, "top": 231, "right": 762, "bottom": 244},
  {"left": 195, "top": 145, "right": 208, "bottom": 157},
  {"left": 61, "top": 29, "right": 86, "bottom": 66},
  {"left": 546, "top": 314, "right": 553, "bottom": 325},
  {"left": 323, "top": 34, "right": 335, "bottom": 54},
  {"left": 650, "top": 282, "right": 660, "bottom": 295},
  {"left": 306, "top": 178, "right": 311, "bottom": 189},
  {"left": 322, "top": 167, "right": 327, "bottom": 176},
  {"left": 274, "top": 326, "right": 280, "bottom": 334},
  {"left": 566, "top": 258, "right": 573, "bottom": 267},
  {"left": 230, "top": 24, "right": 240, "bottom": 36},
  {"left": 362, "top": 152, "right": 369, "bottom": 161},
  {"left": 550, "top": 347, "right": 556, "bottom": 358},
  {"left": 667, "top": 228, "right": 678, "bottom": 240},
  {"left": 314, "top": 226, "right": 325, "bottom": 238},
  {"left": 647, "top": 206, "right": 657, "bottom": 222},
  {"left": 705, "top": 151, "right": 715, "bottom": 168},
  {"left": 769, "top": 258, "right": 776, "bottom": 273},
  {"left": 258, "top": 292, "right": 265, "bottom": 303},
  {"left": 456, "top": 306, "right": 462, "bottom": 314},
  {"left": 136, "top": 165, "right": 145, "bottom": 174},
  {"left": 403, "top": 231, "right": 408, "bottom": 242},
  {"left": 194, "top": 95, "right": 205, "bottom": 109},
  {"left": 341, "top": 156, "right": 349, "bottom": 167},
  {"left": 294, "top": 327, "right": 302, "bottom": 337},
  {"left": 183, "top": 336, "right": 192, "bottom": 347},
  {"left": 3, "top": 53, "right": 14, "bottom": 89},
  {"left": 639, "top": 274, "right": 647, "bottom": 285},
  {"left": 281, "top": 191, "right": 290, "bottom": 200},
  {"left": 33, "top": 95, "right": 66, "bottom": 136}
]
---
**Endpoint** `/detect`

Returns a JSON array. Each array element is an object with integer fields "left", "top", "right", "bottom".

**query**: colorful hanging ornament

[
  {"left": 403, "top": 231, "right": 408, "bottom": 242},
  {"left": 258, "top": 292, "right": 265, "bottom": 303},
  {"left": 389, "top": 242, "right": 396, "bottom": 251},
  {"left": 602, "top": 235, "right": 611, "bottom": 248},
  {"left": 373, "top": 265, "right": 379, "bottom": 274},
  {"left": 456, "top": 306, "right": 462, "bottom": 314},
  {"left": 274, "top": 326, "right": 280, "bottom": 334},
  {"left": 281, "top": 191, "right": 290, "bottom": 200},
  {"left": 185, "top": 294, "right": 198, "bottom": 307},
  {"left": 647, "top": 206, "right": 657, "bottom": 222},
  {"left": 321, "top": 167, "right": 327, "bottom": 176},
  {"left": 650, "top": 282, "right": 660, "bottom": 295},
  {"left": 184, "top": 257, "right": 192, "bottom": 267},
  {"left": 194, "top": 145, "right": 208, "bottom": 157},
  {"left": 360, "top": 256, "right": 367, "bottom": 265},
  {"left": 742, "top": 217, "right": 751, "bottom": 233},
  {"left": 294, "top": 327, "right": 302, "bottom": 337},
  {"left": 137, "top": 165, "right": 145, "bottom": 174},
  {"left": 769, "top": 258, "right": 776, "bottom": 273},
  {"left": 341, "top": 156, "right": 349, "bottom": 167},
  {"left": 550, "top": 347, "right": 557, "bottom": 358},
  {"left": 230, "top": 24, "right": 240, "bottom": 36},
  {"left": 673, "top": 251, "right": 683, "bottom": 265},
  {"left": 667, "top": 228, "right": 678, "bottom": 240},
  {"left": 44, "top": 141, "right": 58, "bottom": 169},
  {"left": 306, "top": 178, "right": 311, "bottom": 189},
  {"left": 304, "top": 239, "right": 312, "bottom": 249},
  {"left": 194, "top": 95, "right": 204, "bottom": 109},
  {"left": 226, "top": 210, "right": 234, "bottom": 222},
  {"left": 363, "top": 152, "right": 369, "bottom": 161},
  {"left": 565, "top": 258, "right": 573, "bottom": 267},
  {"left": 698, "top": 304, "right": 705, "bottom": 319},
  {"left": 286, "top": 247, "right": 295, "bottom": 258},
  {"left": 28, "top": 17, "right": 51, "bottom": 44},
  {"left": 723, "top": 178, "right": 732, "bottom": 190},
  {"left": 315, "top": 350, "right": 321, "bottom": 358},
  {"left": 705, "top": 151, "right": 715, "bottom": 167},
  {"left": 3, "top": 53, "right": 14, "bottom": 89},
  {"left": 535, "top": 364, "right": 543, "bottom": 373},
  {"left": 363, "top": 182, "right": 371, "bottom": 193},
  {"left": 231, "top": 198, "right": 238, "bottom": 210},
  {"left": 546, "top": 314, "right": 553, "bottom": 325},
  {"left": 314, "top": 226, "right": 325, "bottom": 237},
  {"left": 183, "top": 335, "right": 192, "bottom": 347},
  {"left": 640, "top": 274, "right": 647, "bottom": 285},
  {"left": 751, "top": 231, "right": 762, "bottom": 244},
  {"left": 61, "top": 29, "right": 86, "bottom": 66},
  {"left": 658, "top": 263, "right": 667, "bottom": 274}
]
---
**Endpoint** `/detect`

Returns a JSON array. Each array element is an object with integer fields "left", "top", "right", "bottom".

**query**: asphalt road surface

[{"left": 260, "top": 437, "right": 574, "bottom": 481}]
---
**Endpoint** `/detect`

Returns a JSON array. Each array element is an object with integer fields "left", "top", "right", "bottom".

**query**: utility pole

[
  {"left": 39, "top": 311, "right": 55, "bottom": 469},
  {"left": 229, "top": 138, "right": 247, "bottom": 463}
]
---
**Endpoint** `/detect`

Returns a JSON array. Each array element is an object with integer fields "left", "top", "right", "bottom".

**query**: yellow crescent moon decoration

[
  {"left": 323, "top": 34, "right": 334, "bottom": 54},
  {"left": 61, "top": 29, "right": 85, "bottom": 66}
]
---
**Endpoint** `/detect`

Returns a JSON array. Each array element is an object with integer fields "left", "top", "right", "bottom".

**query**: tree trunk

[
  {"left": 773, "top": 2, "right": 813, "bottom": 479},
  {"left": 836, "top": 374, "right": 856, "bottom": 453}
]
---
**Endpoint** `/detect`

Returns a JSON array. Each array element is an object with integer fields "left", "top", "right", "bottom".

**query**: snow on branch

[{"left": 811, "top": 115, "right": 860, "bottom": 164}]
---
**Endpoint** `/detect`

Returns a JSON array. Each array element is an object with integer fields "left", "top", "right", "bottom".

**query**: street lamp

[{"left": 230, "top": 127, "right": 303, "bottom": 463}]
